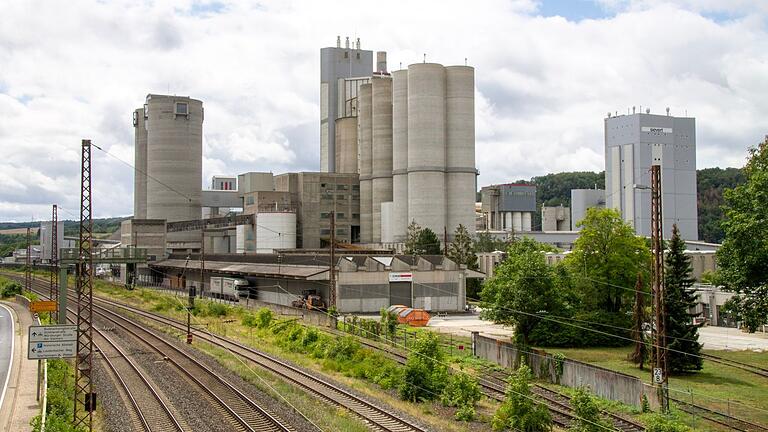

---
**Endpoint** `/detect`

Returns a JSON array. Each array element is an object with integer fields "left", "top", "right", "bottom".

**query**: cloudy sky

[{"left": 1, "top": 0, "right": 766, "bottom": 221}]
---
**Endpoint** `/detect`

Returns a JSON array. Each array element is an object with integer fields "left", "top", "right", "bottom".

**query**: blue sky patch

[{"left": 537, "top": 0, "right": 611, "bottom": 21}]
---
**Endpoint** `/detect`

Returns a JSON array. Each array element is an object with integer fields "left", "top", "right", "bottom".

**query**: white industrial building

[
  {"left": 571, "top": 188, "right": 605, "bottom": 230},
  {"left": 479, "top": 184, "right": 536, "bottom": 232},
  {"left": 605, "top": 109, "right": 698, "bottom": 240}
]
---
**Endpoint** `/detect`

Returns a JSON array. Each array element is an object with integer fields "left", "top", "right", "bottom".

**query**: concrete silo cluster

[{"left": 353, "top": 62, "right": 477, "bottom": 243}]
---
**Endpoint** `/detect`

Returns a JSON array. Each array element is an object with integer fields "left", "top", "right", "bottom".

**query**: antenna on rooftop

[
  {"left": 666, "top": 107, "right": 670, "bottom": 116},
  {"left": 423, "top": 53, "right": 426, "bottom": 63},
  {"left": 646, "top": 108, "right": 651, "bottom": 114},
  {"left": 336, "top": 36, "right": 341, "bottom": 48}
]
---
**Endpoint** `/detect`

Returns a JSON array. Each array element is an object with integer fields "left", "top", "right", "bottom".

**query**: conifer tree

[
  {"left": 629, "top": 273, "right": 648, "bottom": 369},
  {"left": 665, "top": 224, "right": 703, "bottom": 373}
]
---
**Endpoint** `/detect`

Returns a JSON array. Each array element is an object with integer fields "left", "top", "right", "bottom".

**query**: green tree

[
  {"left": 697, "top": 167, "right": 745, "bottom": 243},
  {"left": 492, "top": 365, "right": 552, "bottom": 432},
  {"left": 404, "top": 220, "right": 422, "bottom": 255},
  {"left": 398, "top": 332, "right": 448, "bottom": 402},
  {"left": 565, "top": 208, "right": 651, "bottom": 313},
  {"left": 717, "top": 137, "right": 768, "bottom": 332},
  {"left": 628, "top": 274, "right": 649, "bottom": 370},
  {"left": 416, "top": 228, "right": 442, "bottom": 255},
  {"left": 441, "top": 371, "right": 482, "bottom": 421},
  {"left": 447, "top": 224, "right": 477, "bottom": 268},
  {"left": 569, "top": 387, "right": 610, "bottom": 432},
  {"left": 665, "top": 224, "right": 703, "bottom": 373},
  {"left": 480, "top": 238, "right": 562, "bottom": 345},
  {"left": 474, "top": 230, "right": 511, "bottom": 253}
]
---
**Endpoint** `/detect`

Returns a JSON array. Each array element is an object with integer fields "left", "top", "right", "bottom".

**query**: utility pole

[
  {"left": 329, "top": 210, "right": 336, "bottom": 308},
  {"left": 444, "top": 226, "right": 448, "bottom": 255},
  {"left": 74, "top": 139, "right": 95, "bottom": 430},
  {"left": 25, "top": 227, "right": 31, "bottom": 293},
  {"left": 50, "top": 204, "right": 58, "bottom": 323},
  {"left": 200, "top": 229, "right": 205, "bottom": 300},
  {"left": 650, "top": 164, "right": 669, "bottom": 412}
]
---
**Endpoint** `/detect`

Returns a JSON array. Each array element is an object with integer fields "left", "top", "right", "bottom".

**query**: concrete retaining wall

[
  {"left": 473, "top": 333, "right": 658, "bottom": 408},
  {"left": 246, "top": 298, "right": 335, "bottom": 328}
]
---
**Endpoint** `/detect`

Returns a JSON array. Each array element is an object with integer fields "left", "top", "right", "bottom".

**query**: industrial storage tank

[
  {"left": 256, "top": 212, "right": 297, "bottom": 253},
  {"left": 371, "top": 75, "right": 393, "bottom": 243},
  {"left": 407, "top": 63, "right": 446, "bottom": 239},
  {"left": 391, "top": 69, "right": 409, "bottom": 242},
  {"left": 358, "top": 84, "right": 373, "bottom": 243},
  {"left": 334, "top": 117, "right": 358, "bottom": 174},
  {"left": 445, "top": 66, "right": 476, "bottom": 238},
  {"left": 144, "top": 94, "right": 203, "bottom": 223},
  {"left": 133, "top": 107, "right": 148, "bottom": 219}
]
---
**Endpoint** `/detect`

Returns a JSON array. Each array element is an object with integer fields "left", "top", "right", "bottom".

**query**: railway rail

[
  {"left": 16, "top": 273, "right": 428, "bottom": 432},
  {"left": 331, "top": 328, "right": 645, "bottom": 432},
  {"left": 671, "top": 398, "right": 768, "bottom": 432},
  {"left": 702, "top": 353, "right": 768, "bottom": 379},
  {"left": 24, "top": 276, "right": 294, "bottom": 432}
]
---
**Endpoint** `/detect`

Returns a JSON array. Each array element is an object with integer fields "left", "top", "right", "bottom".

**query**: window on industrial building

[
  {"left": 132, "top": 111, "right": 138, "bottom": 126},
  {"left": 245, "top": 196, "right": 254, "bottom": 205},
  {"left": 336, "top": 228, "right": 348, "bottom": 236},
  {"left": 320, "top": 212, "right": 330, "bottom": 219},
  {"left": 337, "top": 194, "right": 346, "bottom": 200},
  {"left": 352, "top": 213, "right": 359, "bottom": 219},
  {"left": 320, "top": 183, "right": 326, "bottom": 188},
  {"left": 337, "top": 184, "right": 347, "bottom": 190},
  {"left": 320, "top": 229, "right": 331, "bottom": 235},
  {"left": 352, "top": 185, "right": 360, "bottom": 191},
  {"left": 336, "top": 213, "right": 345, "bottom": 219},
  {"left": 175, "top": 102, "right": 188, "bottom": 116}
]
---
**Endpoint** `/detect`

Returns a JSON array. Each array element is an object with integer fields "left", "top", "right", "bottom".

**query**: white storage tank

[
  {"left": 256, "top": 212, "right": 296, "bottom": 253},
  {"left": 391, "top": 69, "right": 409, "bottom": 242},
  {"left": 133, "top": 107, "right": 148, "bottom": 219},
  {"left": 358, "top": 83, "right": 373, "bottom": 243},
  {"left": 445, "top": 66, "right": 476, "bottom": 239},
  {"left": 371, "top": 75, "right": 393, "bottom": 243}
]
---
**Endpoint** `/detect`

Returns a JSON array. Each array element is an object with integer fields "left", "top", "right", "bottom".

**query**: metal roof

[{"left": 151, "top": 259, "right": 328, "bottom": 280}]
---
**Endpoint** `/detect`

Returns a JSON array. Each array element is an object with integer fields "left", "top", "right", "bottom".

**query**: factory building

[
  {"left": 570, "top": 188, "right": 605, "bottom": 230},
  {"left": 605, "top": 109, "right": 698, "bottom": 240},
  {"left": 320, "top": 37, "right": 374, "bottom": 173},
  {"left": 150, "top": 253, "right": 479, "bottom": 313},
  {"left": 274, "top": 172, "right": 361, "bottom": 248},
  {"left": 480, "top": 184, "right": 536, "bottom": 232},
  {"left": 541, "top": 206, "right": 570, "bottom": 231}
]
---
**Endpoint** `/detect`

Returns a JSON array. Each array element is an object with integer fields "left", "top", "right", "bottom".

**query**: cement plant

[{"left": 2, "top": 15, "right": 767, "bottom": 432}]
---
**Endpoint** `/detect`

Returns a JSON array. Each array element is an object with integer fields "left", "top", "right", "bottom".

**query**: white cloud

[{"left": 0, "top": 0, "right": 765, "bottom": 220}]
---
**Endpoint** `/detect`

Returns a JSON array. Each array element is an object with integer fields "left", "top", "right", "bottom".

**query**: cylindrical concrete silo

[
  {"left": 334, "top": 117, "right": 358, "bottom": 174},
  {"left": 445, "top": 66, "right": 476, "bottom": 239},
  {"left": 357, "top": 84, "right": 373, "bottom": 243},
  {"left": 391, "top": 69, "right": 409, "bottom": 242},
  {"left": 256, "top": 212, "right": 297, "bottom": 253},
  {"left": 145, "top": 94, "right": 203, "bottom": 225},
  {"left": 407, "top": 63, "right": 446, "bottom": 240},
  {"left": 371, "top": 76, "right": 393, "bottom": 243},
  {"left": 133, "top": 107, "right": 148, "bottom": 219}
]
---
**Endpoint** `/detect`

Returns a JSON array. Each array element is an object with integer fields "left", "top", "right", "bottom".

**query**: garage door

[{"left": 389, "top": 281, "right": 412, "bottom": 307}]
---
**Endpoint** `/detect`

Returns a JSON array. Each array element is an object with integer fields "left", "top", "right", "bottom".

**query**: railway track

[
  {"left": 671, "top": 398, "right": 768, "bottom": 432},
  {"left": 702, "top": 353, "right": 768, "bottom": 379},
  {"left": 333, "top": 328, "right": 645, "bottom": 431},
  {"left": 24, "top": 277, "right": 294, "bottom": 432},
  {"left": 69, "top": 309, "right": 187, "bottom": 432},
  {"left": 16, "top": 273, "right": 428, "bottom": 432}
]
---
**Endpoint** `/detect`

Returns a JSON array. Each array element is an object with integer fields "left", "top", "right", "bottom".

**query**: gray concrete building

[
  {"left": 275, "top": 172, "right": 361, "bottom": 248},
  {"left": 320, "top": 37, "right": 373, "bottom": 173},
  {"left": 39, "top": 220, "right": 64, "bottom": 262},
  {"left": 605, "top": 110, "right": 698, "bottom": 240},
  {"left": 541, "top": 206, "right": 570, "bottom": 231},
  {"left": 570, "top": 188, "right": 605, "bottom": 230},
  {"left": 480, "top": 184, "right": 536, "bottom": 232}
]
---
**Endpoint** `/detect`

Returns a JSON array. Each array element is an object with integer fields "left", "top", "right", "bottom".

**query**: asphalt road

[{"left": 0, "top": 303, "right": 14, "bottom": 412}]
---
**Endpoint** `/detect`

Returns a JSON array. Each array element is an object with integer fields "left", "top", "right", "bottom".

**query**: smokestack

[
  {"left": 356, "top": 37, "right": 360, "bottom": 50},
  {"left": 376, "top": 51, "right": 387, "bottom": 73},
  {"left": 336, "top": 35, "right": 341, "bottom": 48},
  {"left": 345, "top": 36, "right": 350, "bottom": 49}
]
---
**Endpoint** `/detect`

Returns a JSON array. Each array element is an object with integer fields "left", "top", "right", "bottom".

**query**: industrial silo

[
  {"left": 256, "top": 212, "right": 297, "bottom": 253},
  {"left": 144, "top": 94, "right": 203, "bottom": 223},
  {"left": 357, "top": 84, "right": 373, "bottom": 243},
  {"left": 334, "top": 117, "right": 358, "bottom": 174},
  {"left": 391, "top": 69, "right": 409, "bottom": 242},
  {"left": 371, "top": 75, "right": 393, "bottom": 243},
  {"left": 133, "top": 107, "right": 148, "bottom": 219},
  {"left": 445, "top": 66, "right": 476, "bottom": 238},
  {"left": 407, "top": 63, "right": 446, "bottom": 239}
]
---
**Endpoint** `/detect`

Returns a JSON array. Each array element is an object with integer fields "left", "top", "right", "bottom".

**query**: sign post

[{"left": 28, "top": 325, "right": 77, "bottom": 360}]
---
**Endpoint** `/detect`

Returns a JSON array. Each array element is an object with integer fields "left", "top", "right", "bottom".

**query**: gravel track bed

[
  {"left": 93, "top": 315, "right": 240, "bottom": 432},
  {"left": 123, "top": 309, "right": 432, "bottom": 432},
  {"left": 92, "top": 354, "right": 135, "bottom": 432}
]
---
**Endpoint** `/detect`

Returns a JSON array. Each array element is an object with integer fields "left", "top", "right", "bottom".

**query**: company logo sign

[
  {"left": 389, "top": 273, "right": 413, "bottom": 282},
  {"left": 641, "top": 127, "right": 673, "bottom": 134}
]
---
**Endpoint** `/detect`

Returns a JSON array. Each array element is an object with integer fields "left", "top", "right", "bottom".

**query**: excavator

[{"left": 291, "top": 289, "right": 326, "bottom": 311}]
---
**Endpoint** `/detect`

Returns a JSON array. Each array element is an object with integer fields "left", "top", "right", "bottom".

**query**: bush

[
  {"left": 492, "top": 365, "right": 551, "bottom": 432},
  {"left": 0, "top": 281, "right": 22, "bottom": 297},
  {"left": 455, "top": 404, "right": 476, "bottom": 422},
  {"left": 441, "top": 372, "right": 482, "bottom": 408},
  {"left": 527, "top": 311, "right": 632, "bottom": 347},
  {"left": 644, "top": 414, "right": 692, "bottom": 432},
  {"left": 255, "top": 307, "right": 274, "bottom": 329},
  {"left": 569, "top": 387, "right": 611, "bottom": 432},
  {"left": 398, "top": 332, "right": 448, "bottom": 402},
  {"left": 206, "top": 302, "right": 230, "bottom": 317}
]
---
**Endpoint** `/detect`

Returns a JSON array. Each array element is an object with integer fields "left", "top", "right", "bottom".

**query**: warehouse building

[
  {"left": 149, "top": 253, "right": 479, "bottom": 313},
  {"left": 480, "top": 184, "right": 536, "bottom": 232}
]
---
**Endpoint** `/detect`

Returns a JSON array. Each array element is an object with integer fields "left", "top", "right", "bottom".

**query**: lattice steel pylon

[
  {"left": 650, "top": 164, "right": 669, "bottom": 413},
  {"left": 25, "top": 227, "right": 31, "bottom": 292},
  {"left": 50, "top": 204, "right": 58, "bottom": 323},
  {"left": 74, "top": 140, "right": 94, "bottom": 430}
]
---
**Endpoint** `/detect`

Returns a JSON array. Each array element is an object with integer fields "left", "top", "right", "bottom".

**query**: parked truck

[{"left": 209, "top": 276, "right": 250, "bottom": 301}]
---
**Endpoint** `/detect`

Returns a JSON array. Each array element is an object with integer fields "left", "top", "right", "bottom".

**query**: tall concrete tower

[
  {"left": 320, "top": 37, "right": 373, "bottom": 173},
  {"left": 136, "top": 94, "right": 203, "bottom": 223},
  {"left": 605, "top": 110, "right": 698, "bottom": 240}
]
